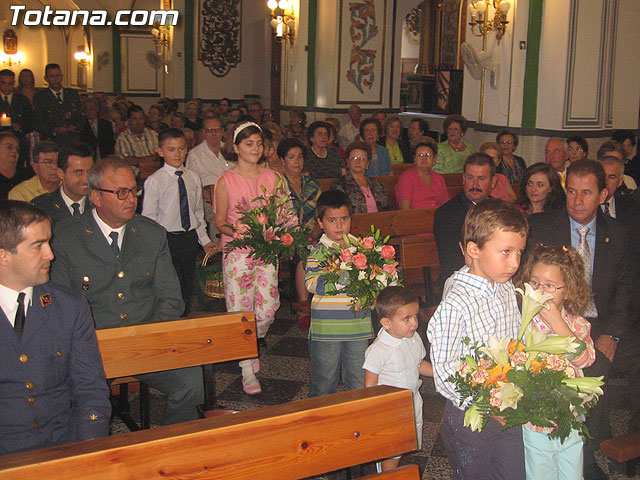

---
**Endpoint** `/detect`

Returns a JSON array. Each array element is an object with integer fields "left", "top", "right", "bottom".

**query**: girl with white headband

[{"left": 214, "top": 121, "right": 283, "bottom": 394}]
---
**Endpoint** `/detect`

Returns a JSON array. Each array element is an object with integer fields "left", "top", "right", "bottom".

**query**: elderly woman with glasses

[
  {"left": 359, "top": 118, "right": 392, "bottom": 176},
  {"left": 566, "top": 136, "right": 588, "bottom": 164},
  {"left": 496, "top": 129, "right": 527, "bottom": 184},
  {"left": 395, "top": 139, "right": 449, "bottom": 210},
  {"left": 330, "top": 141, "right": 391, "bottom": 213}
]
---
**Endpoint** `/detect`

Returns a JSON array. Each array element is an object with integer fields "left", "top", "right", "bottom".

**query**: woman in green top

[
  {"left": 377, "top": 115, "right": 411, "bottom": 164},
  {"left": 432, "top": 114, "right": 474, "bottom": 174}
]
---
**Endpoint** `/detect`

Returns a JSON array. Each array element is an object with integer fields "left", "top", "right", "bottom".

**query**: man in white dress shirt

[
  {"left": 338, "top": 104, "right": 362, "bottom": 149},
  {"left": 185, "top": 117, "right": 231, "bottom": 236}
]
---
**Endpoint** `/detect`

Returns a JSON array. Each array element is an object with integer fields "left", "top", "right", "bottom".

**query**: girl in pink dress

[{"left": 214, "top": 122, "right": 283, "bottom": 394}]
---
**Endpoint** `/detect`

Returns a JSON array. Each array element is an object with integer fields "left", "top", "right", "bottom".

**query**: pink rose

[
  {"left": 339, "top": 248, "right": 353, "bottom": 263},
  {"left": 240, "top": 295, "right": 252, "bottom": 311},
  {"left": 257, "top": 212, "right": 268, "bottom": 225},
  {"left": 380, "top": 245, "right": 396, "bottom": 260},
  {"left": 362, "top": 236, "right": 375, "bottom": 249},
  {"left": 281, "top": 233, "right": 294, "bottom": 246},
  {"left": 382, "top": 263, "right": 397, "bottom": 276},
  {"left": 353, "top": 253, "right": 368, "bottom": 270},
  {"left": 228, "top": 293, "right": 236, "bottom": 306},
  {"left": 270, "top": 286, "right": 279, "bottom": 299},
  {"left": 255, "top": 291, "right": 264, "bottom": 307},
  {"left": 239, "top": 273, "right": 253, "bottom": 290}
]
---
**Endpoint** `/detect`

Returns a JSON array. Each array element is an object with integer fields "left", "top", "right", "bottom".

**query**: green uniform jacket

[
  {"left": 32, "top": 187, "right": 90, "bottom": 225},
  {"left": 51, "top": 209, "right": 184, "bottom": 328}
]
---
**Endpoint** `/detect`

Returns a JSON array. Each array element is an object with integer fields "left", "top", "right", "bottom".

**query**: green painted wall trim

[
  {"left": 184, "top": 0, "right": 195, "bottom": 100},
  {"left": 521, "top": 0, "right": 543, "bottom": 128},
  {"left": 112, "top": 26, "right": 121, "bottom": 93},
  {"left": 306, "top": 0, "right": 318, "bottom": 107}
]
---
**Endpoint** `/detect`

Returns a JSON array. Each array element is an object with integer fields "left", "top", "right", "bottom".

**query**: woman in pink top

[
  {"left": 395, "top": 139, "right": 449, "bottom": 210},
  {"left": 214, "top": 122, "right": 282, "bottom": 395},
  {"left": 479, "top": 142, "right": 517, "bottom": 203}
]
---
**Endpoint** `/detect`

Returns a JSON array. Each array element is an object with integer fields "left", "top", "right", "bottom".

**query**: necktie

[
  {"left": 109, "top": 231, "right": 120, "bottom": 257},
  {"left": 175, "top": 171, "right": 191, "bottom": 231},
  {"left": 14, "top": 292, "right": 26, "bottom": 339},
  {"left": 602, "top": 202, "right": 610, "bottom": 217},
  {"left": 56, "top": 92, "right": 62, "bottom": 104},
  {"left": 71, "top": 202, "right": 81, "bottom": 217},
  {"left": 576, "top": 226, "right": 598, "bottom": 317},
  {"left": 3, "top": 95, "right": 7, "bottom": 105}
]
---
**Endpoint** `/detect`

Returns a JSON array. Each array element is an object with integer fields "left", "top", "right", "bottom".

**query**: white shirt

[
  {"left": 93, "top": 209, "right": 126, "bottom": 249},
  {"left": 60, "top": 187, "right": 87, "bottom": 216},
  {"left": 186, "top": 140, "right": 231, "bottom": 188},
  {"left": 363, "top": 328, "right": 426, "bottom": 448},
  {"left": 50, "top": 88, "right": 63, "bottom": 101},
  {"left": 141, "top": 163, "right": 211, "bottom": 246},
  {"left": 0, "top": 284, "right": 32, "bottom": 327},
  {"left": 338, "top": 122, "right": 360, "bottom": 148},
  {"left": 601, "top": 196, "right": 617, "bottom": 218},
  {"left": 2, "top": 92, "right": 13, "bottom": 105}
]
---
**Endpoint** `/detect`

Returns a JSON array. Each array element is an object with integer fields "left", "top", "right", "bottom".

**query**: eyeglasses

[
  {"left": 500, "top": 140, "right": 514, "bottom": 145},
  {"left": 567, "top": 146, "right": 584, "bottom": 152},
  {"left": 528, "top": 280, "right": 565, "bottom": 293},
  {"left": 349, "top": 156, "right": 367, "bottom": 162},
  {"left": 204, "top": 128, "right": 224, "bottom": 133},
  {"left": 95, "top": 187, "right": 142, "bottom": 200},
  {"left": 415, "top": 152, "right": 434, "bottom": 158},
  {"left": 35, "top": 159, "right": 57, "bottom": 166}
]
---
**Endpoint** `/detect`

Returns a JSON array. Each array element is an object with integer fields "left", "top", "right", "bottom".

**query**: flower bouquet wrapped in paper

[
  {"left": 314, "top": 226, "right": 402, "bottom": 315},
  {"left": 224, "top": 179, "right": 310, "bottom": 266},
  {"left": 446, "top": 283, "right": 604, "bottom": 441}
]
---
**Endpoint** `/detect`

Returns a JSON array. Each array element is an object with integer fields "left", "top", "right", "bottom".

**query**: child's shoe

[{"left": 242, "top": 373, "right": 262, "bottom": 395}]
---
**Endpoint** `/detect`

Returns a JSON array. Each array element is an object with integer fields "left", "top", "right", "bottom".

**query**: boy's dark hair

[
  {"left": 0, "top": 200, "right": 50, "bottom": 253},
  {"left": 158, "top": 128, "right": 186, "bottom": 147},
  {"left": 316, "top": 190, "right": 351, "bottom": 220},
  {"left": 567, "top": 159, "right": 606, "bottom": 192},
  {"left": 375, "top": 286, "right": 419, "bottom": 321},
  {"left": 463, "top": 198, "right": 529, "bottom": 249},
  {"left": 58, "top": 142, "right": 94, "bottom": 171}
]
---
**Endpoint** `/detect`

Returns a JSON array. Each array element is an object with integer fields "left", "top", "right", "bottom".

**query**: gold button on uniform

[
  {"left": 118, "top": 271, "right": 124, "bottom": 278},
  {"left": 19, "top": 354, "right": 28, "bottom": 363},
  {"left": 31, "top": 422, "right": 38, "bottom": 429},
  {"left": 117, "top": 292, "right": 124, "bottom": 299},
  {"left": 120, "top": 313, "right": 127, "bottom": 320},
  {"left": 26, "top": 382, "right": 34, "bottom": 390},
  {"left": 28, "top": 397, "right": 35, "bottom": 404},
  {"left": 56, "top": 351, "right": 62, "bottom": 357}
]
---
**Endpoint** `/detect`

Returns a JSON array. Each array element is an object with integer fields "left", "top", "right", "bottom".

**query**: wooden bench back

[
  {"left": 96, "top": 312, "right": 257, "bottom": 379},
  {"left": 0, "top": 386, "right": 418, "bottom": 480},
  {"left": 350, "top": 208, "right": 436, "bottom": 238},
  {"left": 138, "top": 160, "right": 162, "bottom": 180}
]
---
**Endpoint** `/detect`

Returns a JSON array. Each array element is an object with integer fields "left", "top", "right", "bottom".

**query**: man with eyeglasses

[
  {"left": 527, "top": 159, "right": 640, "bottom": 480},
  {"left": 0, "top": 131, "right": 31, "bottom": 199},
  {"left": 248, "top": 101, "right": 263, "bottom": 123},
  {"left": 50, "top": 156, "right": 203, "bottom": 425},
  {"left": 8, "top": 140, "right": 60, "bottom": 202},
  {"left": 186, "top": 117, "right": 231, "bottom": 233}
]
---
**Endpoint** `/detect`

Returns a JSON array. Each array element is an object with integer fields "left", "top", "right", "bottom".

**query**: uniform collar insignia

[{"left": 40, "top": 294, "right": 52, "bottom": 307}]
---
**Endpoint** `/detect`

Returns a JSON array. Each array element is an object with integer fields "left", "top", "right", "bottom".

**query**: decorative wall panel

[{"left": 198, "top": 0, "right": 241, "bottom": 78}]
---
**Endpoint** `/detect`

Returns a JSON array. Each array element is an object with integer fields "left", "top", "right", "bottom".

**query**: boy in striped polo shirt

[{"left": 305, "top": 190, "right": 373, "bottom": 397}]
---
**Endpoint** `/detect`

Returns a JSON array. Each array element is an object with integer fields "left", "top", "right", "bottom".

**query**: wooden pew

[
  {"left": 0, "top": 386, "right": 420, "bottom": 480},
  {"left": 138, "top": 160, "right": 162, "bottom": 180},
  {"left": 98, "top": 312, "right": 258, "bottom": 429},
  {"left": 601, "top": 431, "right": 640, "bottom": 476}
]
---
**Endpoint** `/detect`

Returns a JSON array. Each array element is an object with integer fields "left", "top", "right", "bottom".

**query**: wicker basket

[{"left": 202, "top": 252, "right": 225, "bottom": 299}]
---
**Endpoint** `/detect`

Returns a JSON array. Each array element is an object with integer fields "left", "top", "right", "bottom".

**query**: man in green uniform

[{"left": 51, "top": 156, "right": 204, "bottom": 425}]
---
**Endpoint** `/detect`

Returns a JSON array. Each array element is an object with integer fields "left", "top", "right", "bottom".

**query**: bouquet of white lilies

[{"left": 447, "top": 284, "right": 604, "bottom": 441}]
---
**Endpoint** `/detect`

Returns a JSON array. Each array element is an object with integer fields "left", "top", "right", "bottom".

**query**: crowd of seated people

[{"left": 2, "top": 80, "right": 640, "bottom": 480}]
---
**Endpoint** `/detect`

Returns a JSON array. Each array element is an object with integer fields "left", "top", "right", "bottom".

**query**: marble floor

[{"left": 111, "top": 296, "right": 639, "bottom": 480}]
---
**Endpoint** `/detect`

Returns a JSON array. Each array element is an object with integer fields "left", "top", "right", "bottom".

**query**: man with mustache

[
  {"left": 433, "top": 153, "right": 496, "bottom": 290},
  {"left": 0, "top": 200, "right": 110, "bottom": 455},
  {"left": 32, "top": 143, "right": 94, "bottom": 225}
]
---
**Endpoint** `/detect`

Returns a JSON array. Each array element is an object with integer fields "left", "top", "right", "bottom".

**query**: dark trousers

[
  {"left": 582, "top": 329, "right": 640, "bottom": 465},
  {"left": 440, "top": 401, "right": 526, "bottom": 480},
  {"left": 167, "top": 229, "right": 199, "bottom": 314}
]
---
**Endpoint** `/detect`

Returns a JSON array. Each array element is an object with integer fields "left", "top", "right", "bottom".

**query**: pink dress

[
  {"left": 395, "top": 167, "right": 450, "bottom": 209},
  {"left": 214, "top": 167, "right": 281, "bottom": 250}
]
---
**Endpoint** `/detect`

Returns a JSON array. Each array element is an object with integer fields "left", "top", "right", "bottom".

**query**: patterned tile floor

[{"left": 111, "top": 297, "right": 639, "bottom": 479}]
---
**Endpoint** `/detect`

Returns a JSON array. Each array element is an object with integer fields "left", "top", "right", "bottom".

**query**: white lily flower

[
  {"left": 495, "top": 381, "right": 524, "bottom": 411},
  {"left": 339, "top": 261, "right": 352, "bottom": 271},
  {"left": 516, "top": 283, "right": 554, "bottom": 341},
  {"left": 358, "top": 271, "right": 366, "bottom": 280},
  {"left": 463, "top": 403, "right": 485, "bottom": 432},
  {"left": 524, "top": 335, "right": 580, "bottom": 355},
  {"left": 562, "top": 376, "right": 604, "bottom": 396},
  {"left": 478, "top": 335, "right": 510, "bottom": 366}
]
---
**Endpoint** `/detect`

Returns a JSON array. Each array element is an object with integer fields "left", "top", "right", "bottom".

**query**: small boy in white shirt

[{"left": 363, "top": 286, "right": 433, "bottom": 471}]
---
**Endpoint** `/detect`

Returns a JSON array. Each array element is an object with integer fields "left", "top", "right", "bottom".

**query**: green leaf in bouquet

[{"left": 338, "top": 270, "right": 350, "bottom": 286}]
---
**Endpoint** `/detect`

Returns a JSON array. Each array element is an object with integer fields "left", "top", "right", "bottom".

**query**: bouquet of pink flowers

[
  {"left": 446, "top": 284, "right": 604, "bottom": 441},
  {"left": 224, "top": 180, "right": 310, "bottom": 266},
  {"left": 315, "top": 226, "right": 402, "bottom": 315}
]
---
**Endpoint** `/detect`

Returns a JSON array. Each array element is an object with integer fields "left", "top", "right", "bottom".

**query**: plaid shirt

[
  {"left": 282, "top": 173, "right": 321, "bottom": 231},
  {"left": 115, "top": 127, "right": 158, "bottom": 159},
  {"left": 427, "top": 270, "right": 521, "bottom": 408}
]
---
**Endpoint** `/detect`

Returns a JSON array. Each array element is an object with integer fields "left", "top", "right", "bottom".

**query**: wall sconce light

[
  {"left": 74, "top": 46, "right": 91, "bottom": 65},
  {"left": 151, "top": 21, "right": 170, "bottom": 48},
  {"left": 267, "top": 0, "right": 295, "bottom": 44},
  {"left": 1, "top": 29, "right": 22, "bottom": 67},
  {"left": 468, "top": 0, "right": 511, "bottom": 42}
]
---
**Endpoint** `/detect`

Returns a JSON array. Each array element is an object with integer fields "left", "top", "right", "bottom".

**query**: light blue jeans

[
  {"left": 522, "top": 426, "right": 583, "bottom": 480},
  {"left": 308, "top": 339, "right": 369, "bottom": 397}
]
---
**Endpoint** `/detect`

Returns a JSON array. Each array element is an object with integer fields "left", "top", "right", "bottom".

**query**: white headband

[{"left": 233, "top": 122, "right": 262, "bottom": 143}]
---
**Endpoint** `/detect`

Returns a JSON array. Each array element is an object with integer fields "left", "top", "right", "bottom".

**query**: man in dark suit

[
  {"left": 33, "top": 63, "right": 83, "bottom": 146},
  {"left": 598, "top": 155, "right": 638, "bottom": 226},
  {"left": 0, "top": 69, "right": 33, "bottom": 137},
  {"left": 0, "top": 200, "right": 110, "bottom": 455},
  {"left": 79, "top": 97, "right": 114, "bottom": 159},
  {"left": 434, "top": 153, "right": 497, "bottom": 289},
  {"left": 32, "top": 142, "right": 93, "bottom": 224},
  {"left": 527, "top": 159, "right": 640, "bottom": 480},
  {"left": 51, "top": 156, "right": 204, "bottom": 425}
]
